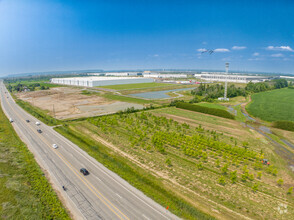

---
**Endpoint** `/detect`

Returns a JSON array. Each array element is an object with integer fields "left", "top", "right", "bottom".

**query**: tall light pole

[{"left": 224, "top": 62, "right": 229, "bottom": 100}]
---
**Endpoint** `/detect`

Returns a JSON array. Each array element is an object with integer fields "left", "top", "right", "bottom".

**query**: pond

[{"left": 130, "top": 87, "right": 194, "bottom": 99}]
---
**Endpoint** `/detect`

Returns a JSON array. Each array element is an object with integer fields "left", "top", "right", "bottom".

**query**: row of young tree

[{"left": 191, "top": 79, "right": 289, "bottom": 101}]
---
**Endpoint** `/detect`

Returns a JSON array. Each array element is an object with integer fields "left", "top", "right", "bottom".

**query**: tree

[
  {"left": 165, "top": 158, "right": 172, "bottom": 167},
  {"left": 287, "top": 187, "right": 293, "bottom": 195},
  {"left": 230, "top": 171, "right": 237, "bottom": 184},
  {"left": 221, "top": 164, "right": 229, "bottom": 174},
  {"left": 277, "top": 178, "right": 284, "bottom": 186},
  {"left": 257, "top": 171, "right": 262, "bottom": 179},
  {"left": 218, "top": 176, "right": 226, "bottom": 185},
  {"left": 252, "top": 183, "right": 259, "bottom": 192}
]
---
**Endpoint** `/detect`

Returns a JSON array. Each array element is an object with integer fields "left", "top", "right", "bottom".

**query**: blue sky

[{"left": 0, "top": 0, "right": 294, "bottom": 76}]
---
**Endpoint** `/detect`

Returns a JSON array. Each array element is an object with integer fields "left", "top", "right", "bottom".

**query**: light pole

[{"left": 224, "top": 62, "right": 229, "bottom": 100}]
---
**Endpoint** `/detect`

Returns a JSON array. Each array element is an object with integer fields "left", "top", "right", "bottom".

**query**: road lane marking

[
  {"left": 116, "top": 193, "right": 122, "bottom": 199},
  {"left": 142, "top": 214, "right": 150, "bottom": 220},
  {"left": 3, "top": 89, "right": 129, "bottom": 220}
]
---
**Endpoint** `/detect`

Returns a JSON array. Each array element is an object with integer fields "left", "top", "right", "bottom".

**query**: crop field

[
  {"left": 247, "top": 88, "right": 294, "bottom": 122},
  {"left": 57, "top": 108, "right": 294, "bottom": 219},
  {"left": 0, "top": 104, "right": 69, "bottom": 219}
]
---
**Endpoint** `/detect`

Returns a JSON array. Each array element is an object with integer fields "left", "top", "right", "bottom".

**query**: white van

[{"left": 35, "top": 122, "right": 40, "bottom": 125}]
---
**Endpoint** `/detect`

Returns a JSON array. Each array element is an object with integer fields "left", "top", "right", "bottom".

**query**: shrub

[
  {"left": 218, "top": 176, "right": 226, "bottom": 185},
  {"left": 277, "top": 178, "right": 284, "bottom": 186},
  {"left": 221, "top": 164, "right": 229, "bottom": 175},
  {"left": 175, "top": 102, "right": 235, "bottom": 119},
  {"left": 252, "top": 183, "right": 259, "bottom": 192},
  {"left": 230, "top": 171, "right": 237, "bottom": 184},
  {"left": 165, "top": 158, "right": 172, "bottom": 167},
  {"left": 257, "top": 171, "right": 262, "bottom": 179},
  {"left": 287, "top": 187, "right": 293, "bottom": 195}
]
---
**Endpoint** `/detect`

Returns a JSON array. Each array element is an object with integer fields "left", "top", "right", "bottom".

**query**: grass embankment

[
  {"left": 176, "top": 102, "right": 235, "bottom": 119},
  {"left": 0, "top": 104, "right": 69, "bottom": 219},
  {"left": 54, "top": 125, "right": 214, "bottom": 220},
  {"left": 102, "top": 93, "right": 154, "bottom": 105},
  {"left": 194, "top": 102, "right": 227, "bottom": 110},
  {"left": 247, "top": 88, "right": 294, "bottom": 122}
]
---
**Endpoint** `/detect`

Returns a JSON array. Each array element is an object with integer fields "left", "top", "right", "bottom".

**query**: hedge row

[
  {"left": 176, "top": 102, "right": 235, "bottom": 119},
  {"left": 273, "top": 121, "right": 294, "bottom": 132}
]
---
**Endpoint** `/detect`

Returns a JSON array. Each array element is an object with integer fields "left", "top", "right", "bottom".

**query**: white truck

[
  {"left": 9, "top": 118, "right": 13, "bottom": 123},
  {"left": 35, "top": 121, "right": 40, "bottom": 126}
]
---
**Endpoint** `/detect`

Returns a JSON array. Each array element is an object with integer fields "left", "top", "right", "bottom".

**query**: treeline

[
  {"left": 7, "top": 83, "right": 49, "bottom": 92},
  {"left": 273, "top": 121, "right": 294, "bottom": 132},
  {"left": 191, "top": 79, "right": 289, "bottom": 101},
  {"left": 176, "top": 102, "right": 235, "bottom": 119}
]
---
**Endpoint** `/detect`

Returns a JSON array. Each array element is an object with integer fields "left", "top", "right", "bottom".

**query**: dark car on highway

[
  {"left": 80, "top": 168, "right": 89, "bottom": 176},
  {"left": 37, "top": 129, "right": 42, "bottom": 133},
  {"left": 26, "top": 119, "right": 30, "bottom": 123}
]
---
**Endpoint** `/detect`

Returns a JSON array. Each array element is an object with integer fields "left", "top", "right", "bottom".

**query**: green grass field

[
  {"left": 195, "top": 102, "right": 227, "bottom": 110},
  {"left": 0, "top": 104, "right": 69, "bottom": 219},
  {"left": 98, "top": 82, "right": 174, "bottom": 90},
  {"left": 247, "top": 88, "right": 294, "bottom": 122}
]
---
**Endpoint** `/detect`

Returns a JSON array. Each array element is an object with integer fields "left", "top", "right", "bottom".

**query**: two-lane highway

[{"left": 0, "top": 81, "right": 179, "bottom": 220}]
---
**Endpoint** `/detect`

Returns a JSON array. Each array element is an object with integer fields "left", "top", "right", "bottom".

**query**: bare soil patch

[{"left": 16, "top": 87, "right": 143, "bottom": 119}]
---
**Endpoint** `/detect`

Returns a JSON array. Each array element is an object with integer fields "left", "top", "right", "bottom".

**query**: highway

[{"left": 0, "top": 80, "right": 179, "bottom": 220}]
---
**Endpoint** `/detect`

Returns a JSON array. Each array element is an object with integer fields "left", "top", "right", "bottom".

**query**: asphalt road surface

[{"left": 0, "top": 81, "right": 179, "bottom": 220}]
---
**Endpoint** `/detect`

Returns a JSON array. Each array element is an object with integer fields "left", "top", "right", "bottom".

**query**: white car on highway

[
  {"left": 52, "top": 144, "right": 58, "bottom": 149},
  {"left": 35, "top": 121, "right": 40, "bottom": 125}
]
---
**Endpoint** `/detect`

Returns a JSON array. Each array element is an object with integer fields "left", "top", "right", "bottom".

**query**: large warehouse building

[
  {"left": 50, "top": 77, "right": 154, "bottom": 87},
  {"left": 194, "top": 73, "right": 275, "bottom": 83}
]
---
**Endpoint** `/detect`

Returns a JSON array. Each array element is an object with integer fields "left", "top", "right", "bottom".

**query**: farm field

[
  {"left": 56, "top": 107, "right": 294, "bottom": 219},
  {"left": 247, "top": 88, "right": 294, "bottom": 122},
  {"left": 0, "top": 104, "right": 69, "bottom": 219}
]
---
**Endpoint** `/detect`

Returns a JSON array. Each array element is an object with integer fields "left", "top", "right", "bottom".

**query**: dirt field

[{"left": 16, "top": 87, "right": 144, "bottom": 119}]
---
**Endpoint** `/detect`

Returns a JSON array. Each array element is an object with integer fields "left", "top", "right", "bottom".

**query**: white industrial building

[
  {"left": 194, "top": 73, "right": 273, "bottom": 83},
  {"left": 143, "top": 74, "right": 187, "bottom": 78},
  {"left": 50, "top": 77, "right": 154, "bottom": 87}
]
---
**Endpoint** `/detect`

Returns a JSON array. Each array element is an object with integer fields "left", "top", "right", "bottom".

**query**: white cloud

[
  {"left": 153, "top": 54, "right": 159, "bottom": 57},
  {"left": 271, "top": 53, "right": 284, "bottom": 57},
  {"left": 214, "top": 48, "right": 230, "bottom": 52},
  {"left": 232, "top": 46, "right": 246, "bottom": 50},
  {"left": 197, "top": 48, "right": 207, "bottom": 52},
  {"left": 266, "top": 46, "right": 294, "bottom": 52},
  {"left": 253, "top": 52, "right": 259, "bottom": 56}
]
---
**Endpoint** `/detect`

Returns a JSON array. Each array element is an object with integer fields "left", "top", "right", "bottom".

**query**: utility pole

[
  {"left": 53, "top": 104, "right": 56, "bottom": 119},
  {"left": 224, "top": 62, "right": 229, "bottom": 100}
]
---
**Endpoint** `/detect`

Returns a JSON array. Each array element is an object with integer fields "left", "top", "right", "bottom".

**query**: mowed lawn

[
  {"left": 247, "top": 88, "right": 294, "bottom": 122},
  {"left": 194, "top": 102, "right": 227, "bottom": 110},
  {"left": 98, "top": 82, "right": 174, "bottom": 90}
]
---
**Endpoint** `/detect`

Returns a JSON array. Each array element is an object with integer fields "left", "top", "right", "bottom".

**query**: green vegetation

[
  {"left": 98, "top": 82, "right": 174, "bottom": 90},
  {"left": 102, "top": 93, "right": 153, "bottom": 104},
  {"left": 247, "top": 88, "right": 294, "bottom": 122},
  {"left": 0, "top": 103, "right": 69, "bottom": 219},
  {"left": 194, "top": 102, "right": 227, "bottom": 110},
  {"left": 55, "top": 124, "right": 214, "bottom": 220},
  {"left": 273, "top": 121, "right": 294, "bottom": 132},
  {"left": 176, "top": 102, "right": 235, "bottom": 119},
  {"left": 190, "top": 79, "right": 288, "bottom": 102}
]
